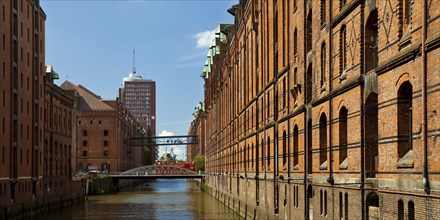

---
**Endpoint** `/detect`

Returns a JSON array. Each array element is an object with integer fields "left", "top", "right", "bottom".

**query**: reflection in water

[{"left": 34, "top": 179, "right": 242, "bottom": 220}]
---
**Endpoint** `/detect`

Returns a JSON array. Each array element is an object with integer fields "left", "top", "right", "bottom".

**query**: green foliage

[
  {"left": 144, "top": 147, "right": 153, "bottom": 165},
  {"left": 195, "top": 155, "right": 205, "bottom": 172},
  {"left": 201, "top": 183, "right": 209, "bottom": 191}
]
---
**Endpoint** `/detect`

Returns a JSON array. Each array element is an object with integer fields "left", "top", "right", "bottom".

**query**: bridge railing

[{"left": 114, "top": 165, "right": 203, "bottom": 176}]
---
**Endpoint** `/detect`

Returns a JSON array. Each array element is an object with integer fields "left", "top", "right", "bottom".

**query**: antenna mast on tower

[{"left": 132, "top": 49, "right": 136, "bottom": 74}]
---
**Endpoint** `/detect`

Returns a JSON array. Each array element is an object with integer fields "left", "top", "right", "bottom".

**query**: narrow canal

[{"left": 34, "top": 179, "right": 242, "bottom": 219}]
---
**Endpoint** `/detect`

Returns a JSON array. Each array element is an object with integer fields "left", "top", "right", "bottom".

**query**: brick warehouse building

[
  {"left": 0, "top": 0, "right": 46, "bottom": 208},
  {"left": 199, "top": 0, "right": 440, "bottom": 219},
  {"left": 187, "top": 101, "right": 207, "bottom": 163},
  {"left": 43, "top": 66, "right": 79, "bottom": 208},
  {"left": 0, "top": 1, "right": 85, "bottom": 217},
  {"left": 60, "top": 81, "right": 145, "bottom": 173}
]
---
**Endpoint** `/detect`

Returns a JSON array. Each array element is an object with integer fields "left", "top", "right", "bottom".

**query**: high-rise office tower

[
  {"left": 119, "top": 54, "right": 157, "bottom": 163},
  {"left": 120, "top": 68, "right": 156, "bottom": 136}
]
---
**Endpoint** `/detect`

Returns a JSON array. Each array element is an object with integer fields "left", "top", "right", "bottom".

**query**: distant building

[
  {"left": 120, "top": 69, "right": 156, "bottom": 134},
  {"left": 120, "top": 67, "right": 157, "bottom": 164},
  {"left": 187, "top": 102, "right": 206, "bottom": 163},
  {"left": 43, "top": 65, "right": 76, "bottom": 206},
  {"left": 61, "top": 81, "right": 145, "bottom": 173}
]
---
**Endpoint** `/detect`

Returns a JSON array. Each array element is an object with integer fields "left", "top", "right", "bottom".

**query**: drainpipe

[
  {"left": 421, "top": 0, "right": 430, "bottom": 218},
  {"left": 360, "top": 2, "right": 366, "bottom": 219},
  {"left": 327, "top": 2, "right": 335, "bottom": 220}
]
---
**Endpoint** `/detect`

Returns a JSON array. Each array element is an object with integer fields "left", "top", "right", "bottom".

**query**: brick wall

[{"left": 200, "top": 0, "right": 439, "bottom": 219}]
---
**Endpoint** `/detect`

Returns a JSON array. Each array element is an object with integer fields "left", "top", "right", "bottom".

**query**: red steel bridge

[{"left": 108, "top": 165, "right": 204, "bottom": 179}]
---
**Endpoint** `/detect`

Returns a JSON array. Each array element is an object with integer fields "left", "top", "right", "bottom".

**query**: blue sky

[{"left": 41, "top": 0, "right": 236, "bottom": 160}]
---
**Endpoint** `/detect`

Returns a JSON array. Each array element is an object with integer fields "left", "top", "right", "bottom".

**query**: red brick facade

[
  {"left": 43, "top": 66, "right": 76, "bottom": 208},
  {"left": 201, "top": 0, "right": 440, "bottom": 219},
  {"left": 0, "top": 0, "right": 47, "bottom": 213},
  {"left": 60, "top": 81, "right": 145, "bottom": 173},
  {"left": 188, "top": 102, "right": 206, "bottom": 163},
  {"left": 0, "top": 1, "right": 85, "bottom": 216}
]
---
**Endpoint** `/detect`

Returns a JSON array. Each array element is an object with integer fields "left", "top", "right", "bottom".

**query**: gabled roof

[{"left": 60, "top": 81, "right": 115, "bottom": 111}]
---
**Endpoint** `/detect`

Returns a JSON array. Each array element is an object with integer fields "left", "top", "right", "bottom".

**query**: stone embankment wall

[{"left": 1, "top": 179, "right": 86, "bottom": 220}]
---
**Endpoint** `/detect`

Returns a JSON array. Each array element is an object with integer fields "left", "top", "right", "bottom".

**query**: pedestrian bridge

[{"left": 108, "top": 165, "right": 204, "bottom": 179}]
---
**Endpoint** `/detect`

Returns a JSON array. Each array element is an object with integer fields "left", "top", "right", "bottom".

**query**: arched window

[
  {"left": 283, "top": 130, "right": 287, "bottom": 167},
  {"left": 261, "top": 139, "right": 265, "bottom": 170},
  {"left": 283, "top": 78, "right": 286, "bottom": 108},
  {"left": 400, "top": 0, "right": 412, "bottom": 36},
  {"left": 252, "top": 143, "right": 254, "bottom": 169},
  {"left": 267, "top": 136, "right": 271, "bottom": 170},
  {"left": 365, "top": 93, "right": 378, "bottom": 177},
  {"left": 293, "top": 28, "right": 298, "bottom": 60},
  {"left": 293, "top": 125, "right": 299, "bottom": 168},
  {"left": 321, "top": 42, "right": 327, "bottom": 86},
  {"left": 306, "top": 65, "right": 313, "bottom": 103},
  {"left": 339, "top": 107, "right": 348, "bottom": 168},
  {"left": 324, "top": 190, "right": 328, "bottom": 216},
  {"left": 320, "top": 190, "right": 323, "bottom": 215},
  {"left": 307, "top": 119, "right": 313, "bottom": 174},
  {"left": 247, "top": 145, "right": 250, "bottom": 169},
  {"left": 339, "top": 192, "right": 343, "bottom": 219},
  {"left": 397, "top": 82, "right": 413, "bottom": 159},
  {"left": 242, "top": 147, "right": 245, "bottom": 171},
  {"left": 345, "top": 193, "right": 349, "bottom": 219},
  {"left": 398, "top": 199, "right": 404, "bottom": 219},
  {"left": 320, "top": 0, "right": 326, "bottom": 26},
  {"left": 295, "top": 186, "right": 299, "bottom": 207},
  {"left": 306, "top": 11, "right": 313, "bottom": 52},
  {"left": 340, "top": 25, "right": 347, "bottom": 74},
  {"left": 408, "top": 201, "right": 415, "bottom": 220},
  {"left": 365, "top": 10, "right": 378, "bottom": 73},
  {"left": 319, "top": 114, "right": 327, "bottom": 167}
]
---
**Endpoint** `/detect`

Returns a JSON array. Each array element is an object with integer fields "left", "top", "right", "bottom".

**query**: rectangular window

[
  {"left": 104, "top": 141, "right": 108, "bottom": 147},
  {"left": 104, "top": 150, "right": 108, "bottom": 157},
  {"left": 83, "top": 130, "right": 87, "bottom": 136},
  {"left": 83, "top": 141, "right": 87, "bottom": 147},
  {"left": 104, "top": 130, "right": 108, "bottom": 136},
  {"left": 82, "top": 151, "right": 87, "bottom": 157}
]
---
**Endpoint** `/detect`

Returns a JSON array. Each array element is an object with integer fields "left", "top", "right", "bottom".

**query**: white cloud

[
  {"left": 193, "top": 29, "right": 216, "bottom": 48},
  {"left": 159, "top": 130, "right": 174, "bottom": 136},
  {"left": 157, "top": 130, "right": 186, "bottom": 161}
]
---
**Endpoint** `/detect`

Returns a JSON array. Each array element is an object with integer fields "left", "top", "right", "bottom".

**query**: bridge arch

[{"left": 119, "top": 165, "right": 199, "bottom": 176}]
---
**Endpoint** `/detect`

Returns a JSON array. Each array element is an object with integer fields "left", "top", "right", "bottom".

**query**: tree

[{"left": 195, "top": 155, "right": 205, "bottom": 172}]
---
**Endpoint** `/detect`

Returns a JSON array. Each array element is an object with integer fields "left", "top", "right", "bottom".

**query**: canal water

[{"left": 34, "top": 179, "right": 242, "bottom": 220}]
